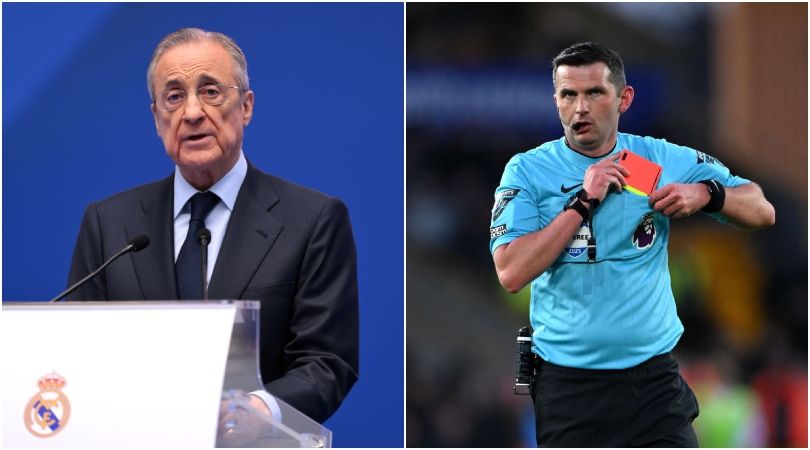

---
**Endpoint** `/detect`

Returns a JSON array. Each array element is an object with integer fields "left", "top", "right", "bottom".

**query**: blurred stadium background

[{"left": 406, "top": 3, "right": 807, "bottom": 447}]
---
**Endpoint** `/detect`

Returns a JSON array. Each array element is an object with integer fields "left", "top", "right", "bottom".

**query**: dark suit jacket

[{"left": 67, "top": 163, "right": 359, "bottom": 423}]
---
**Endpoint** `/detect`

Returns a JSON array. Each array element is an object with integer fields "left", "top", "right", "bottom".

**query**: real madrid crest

[{"left": 23, "top": 372, "right": 71, "bottom": 438}]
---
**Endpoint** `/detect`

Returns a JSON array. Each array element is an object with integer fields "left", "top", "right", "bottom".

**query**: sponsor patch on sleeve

[
  {"left": 491, "top": 189, "right": 521, "bottom": 221},
  {"left": 696, "top": 151, "right": 726, "bottom": 167},
  {"left": 490, "top": 224, "right": 507, "bottom": 239}
]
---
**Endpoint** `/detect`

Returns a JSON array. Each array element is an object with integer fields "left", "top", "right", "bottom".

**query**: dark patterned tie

[{"left": 176, "top": 191, "right": 220, "bottom": 299}]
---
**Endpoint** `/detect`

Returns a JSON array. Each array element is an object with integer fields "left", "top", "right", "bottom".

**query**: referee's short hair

[{"left": 552, "top": 42, "right": 626, "bottom": 94}]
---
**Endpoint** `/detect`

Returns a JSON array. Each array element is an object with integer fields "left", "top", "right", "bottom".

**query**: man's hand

[
  {"left": 648, "top": 183, "right": 710, "bottom": 219},
  {"left": 217, "top": 391, "right": 274, "bottom": 447},
  {"left": 247, "top": 394, "right": 272, "bottom": 415},
  {"left": 583, "top": 154, "right": 630, "bottom": 202}
]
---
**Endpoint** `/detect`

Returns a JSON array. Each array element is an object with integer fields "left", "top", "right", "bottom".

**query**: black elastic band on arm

[{"left": 699, "top": 180, "right": 726, "bottom": 213}]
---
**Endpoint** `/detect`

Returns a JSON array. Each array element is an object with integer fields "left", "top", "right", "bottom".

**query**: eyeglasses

[{"left": 154, "top": 84, "right": 242, "bottom": 112}]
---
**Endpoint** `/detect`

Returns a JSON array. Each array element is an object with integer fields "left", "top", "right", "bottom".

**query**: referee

[{"left": 489, "top": 42, "right": 775, "bottom": 447}]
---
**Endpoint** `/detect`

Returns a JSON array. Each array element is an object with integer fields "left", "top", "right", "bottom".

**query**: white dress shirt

[{"left": 173, "top": 151, "right": 247, "bottom": 280}]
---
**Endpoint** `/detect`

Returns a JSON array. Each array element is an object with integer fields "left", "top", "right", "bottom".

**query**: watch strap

[
  {"left": 698, "top": 179, "right": 725, "bottom": 213},
  {"left": 566, "top": 197, "right": 589, "bottom": 221},
  {"left": 577, "top": 189, "right": 600, "bottom": 209}
]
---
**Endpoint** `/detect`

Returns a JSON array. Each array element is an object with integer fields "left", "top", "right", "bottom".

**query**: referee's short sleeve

[
  {"left": 652, "top": 138, "right": 751, "bottom": 187},
  {"left": 652, "top": 138, "right": 751, "bottom": 222},
  {"left": 490, "top": 157, "right": 540, "bottom": 254}
]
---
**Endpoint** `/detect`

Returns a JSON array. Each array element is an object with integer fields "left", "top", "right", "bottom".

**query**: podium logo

[{"left": 23, "top": 372, "right": 71, "bottom": 438}]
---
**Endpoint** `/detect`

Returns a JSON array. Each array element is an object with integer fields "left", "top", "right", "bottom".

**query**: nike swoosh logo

[{"left": 560, "top": 183, "right": 583, "bottom": 194}]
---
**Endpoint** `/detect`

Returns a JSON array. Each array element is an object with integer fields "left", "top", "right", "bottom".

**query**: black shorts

[{"left": 531, "top": 352, "right": 700, "bottom": 447}]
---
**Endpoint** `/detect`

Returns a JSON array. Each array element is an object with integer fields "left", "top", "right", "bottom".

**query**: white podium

[{"left": 2, "top": 301, "right": 331, "bottom": 447}]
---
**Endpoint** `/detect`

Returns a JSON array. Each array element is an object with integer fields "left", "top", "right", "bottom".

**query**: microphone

[
  {"left": 50, "top": 234, "right": 150, "bottom": 302},
  {"left": 197, "top": 228, "right": 211, "bottom": 300}
]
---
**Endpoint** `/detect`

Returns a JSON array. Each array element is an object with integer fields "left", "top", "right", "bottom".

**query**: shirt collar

[
  {"left": 560, "top": 134, "right": 622, "bottom": 166},
  {"left": 173, "top": 150, "right": 248, "bottom": 219}
]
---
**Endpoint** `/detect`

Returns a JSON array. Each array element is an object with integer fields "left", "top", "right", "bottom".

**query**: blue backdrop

[{"left": 3, "top": 3, "right": 404, "bottom": 447}]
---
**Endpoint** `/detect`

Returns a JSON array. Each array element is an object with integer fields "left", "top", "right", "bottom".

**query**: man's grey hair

[{"left": 147, "top": 28, "right": 250, "bottom": 101}]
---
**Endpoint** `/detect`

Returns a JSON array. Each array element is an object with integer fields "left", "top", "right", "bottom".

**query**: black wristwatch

[
  {"left": 698, "top": 179, "right": 726, "bottom": 213},
  {"left": 563, "top": 189, "right": 590, "bottom": 220}
]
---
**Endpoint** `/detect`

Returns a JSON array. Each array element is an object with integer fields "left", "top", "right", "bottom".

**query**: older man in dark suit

[{"left": 67, "top": 28, "right": 358, "bottom": 424}]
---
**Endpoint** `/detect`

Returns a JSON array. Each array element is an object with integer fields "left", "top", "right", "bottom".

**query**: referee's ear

[{"left": 618, "top": 85, "right": 635, "bottom": 114}]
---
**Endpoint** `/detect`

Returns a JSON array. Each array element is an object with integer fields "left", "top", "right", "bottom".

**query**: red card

[{"left": 618, "top": 149, "right": 662, "bottom": 196}]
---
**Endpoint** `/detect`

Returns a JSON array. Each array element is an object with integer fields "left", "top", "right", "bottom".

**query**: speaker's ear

[{"left": 618, "top": 86, "right": 634, "bottom": 114}]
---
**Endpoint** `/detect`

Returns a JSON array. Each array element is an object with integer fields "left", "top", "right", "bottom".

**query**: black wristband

[
  {"left": 698, "top": 180, "right": 725, "bottom": 213},
  {"left": 563, "top": 190, "right": 589, "bottom": 221},
  {"left": 569, "top": 199, "right": 589, "bottom": 221},
  {"left": 577, "top": 189, "right": 600, "bottom": 209}
]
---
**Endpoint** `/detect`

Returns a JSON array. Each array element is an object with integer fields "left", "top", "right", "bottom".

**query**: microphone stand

[
  {"left": 51, "top": 235, "right": 150, "bottom": 302},
  {"left": 198, "top": 228, "right": 211, "bottom": 300}
]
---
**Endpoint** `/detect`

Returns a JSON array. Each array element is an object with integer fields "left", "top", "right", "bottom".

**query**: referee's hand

[
  {"left": 583, "top": 154, "right": 629, "bottom": 202},
  {"left": 649, "top": 183, "right": 711, "bottom": 218}
]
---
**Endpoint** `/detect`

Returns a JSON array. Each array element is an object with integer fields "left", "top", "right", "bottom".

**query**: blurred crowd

[{"left": 406, "top": 3, "right": 807, "bottom": 447}]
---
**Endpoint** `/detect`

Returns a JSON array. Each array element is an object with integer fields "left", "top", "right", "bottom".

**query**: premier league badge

[
  {"left": 23, "top": 372, "right": 71, "bottom": 438},
  {"left": 632, "top": 212, "right": 656, "bottom": 250},
  {"left": 491, "top": 189, "right": 520, "bottom": 221}
]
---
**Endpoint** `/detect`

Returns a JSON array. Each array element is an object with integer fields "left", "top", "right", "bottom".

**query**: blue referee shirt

[{"left": 490, "top": 133, "right": 750, "bottom": 369}]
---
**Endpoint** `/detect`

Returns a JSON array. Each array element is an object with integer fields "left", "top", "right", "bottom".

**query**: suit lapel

[
  {"left": 126, "top": 176, "right": 178, "bottom": 300},
  {"left": 208, "top": 165, "right": 283, "bottom": 299}
]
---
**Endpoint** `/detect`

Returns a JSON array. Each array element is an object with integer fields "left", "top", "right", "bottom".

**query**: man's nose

[
  {"left": 575, "top": 96, "right": 589, "bottom": 115},
  {"left": 182, "top": 93, "right": 206, "bottom": 124}
]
